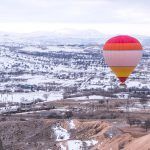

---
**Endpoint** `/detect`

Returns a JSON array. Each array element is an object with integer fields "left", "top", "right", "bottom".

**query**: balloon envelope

[{"left": 103, "top": 35, "right": 143, "bottom": 84}]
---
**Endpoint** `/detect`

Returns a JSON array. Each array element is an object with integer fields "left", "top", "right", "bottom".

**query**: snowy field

[
  {"left": 0, "top": 41, "right": 149, "bottom": 103},
  {"left": 67, "top": 95, "right": 109, "bottom": 101},
  {"left": 20, "top": 45, "right": 86, "bottom": 53},
  {"left": 0, "top": 91, "right": 63, "bottom": 103}
]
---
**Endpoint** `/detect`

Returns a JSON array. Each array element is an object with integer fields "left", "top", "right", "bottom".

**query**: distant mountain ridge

[{"left": 0, "top": 29, "right": 149, "bottom": 45}]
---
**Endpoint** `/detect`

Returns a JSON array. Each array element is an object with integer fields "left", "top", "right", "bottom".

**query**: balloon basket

[{"left": 119, "top": 82, "right": 127, "bottom": 88}]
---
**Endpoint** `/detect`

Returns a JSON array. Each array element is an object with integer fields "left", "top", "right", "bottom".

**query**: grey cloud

[{"left": 0, "top": 0, "right": 149, "bottom": 24}]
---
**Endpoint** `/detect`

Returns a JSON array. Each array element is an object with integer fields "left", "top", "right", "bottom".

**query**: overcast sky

[{"left": 0, "top": 0, "right": 150, "bottom": 35}]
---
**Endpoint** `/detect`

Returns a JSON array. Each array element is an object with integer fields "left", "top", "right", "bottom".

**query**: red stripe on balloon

[
  {"left": 106, "top": 35, "right": 140, "bottom": 43},
  {"left": 118, "top": 77, "right": 128, "bottom": 83}
]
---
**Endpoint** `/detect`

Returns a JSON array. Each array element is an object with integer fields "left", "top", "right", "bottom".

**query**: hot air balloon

[{"left": 103, "top": 35, "right": 143, "bottom": 85}]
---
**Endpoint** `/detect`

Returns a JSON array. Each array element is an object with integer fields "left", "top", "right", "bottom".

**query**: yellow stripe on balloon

[{"left": 110, "top": 66, "right": 135, "bottom": 77}]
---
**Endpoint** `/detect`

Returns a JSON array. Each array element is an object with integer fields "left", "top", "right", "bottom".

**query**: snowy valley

[{"left": 0, "top": 33, "right": 149, "bottom": 104}]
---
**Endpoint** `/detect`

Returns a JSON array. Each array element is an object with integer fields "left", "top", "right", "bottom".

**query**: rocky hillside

[{"left": 0, "top": 115, "right": 149, "bottom": 150}]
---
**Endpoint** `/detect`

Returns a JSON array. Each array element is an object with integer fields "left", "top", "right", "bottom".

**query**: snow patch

[
  {"left": 0, "top": 91, "right": 63, "bottom": 103},
  {"left": 69, "top": 120, "right": 76, "bottom": 129},
  {"left": 67, "top": 140, "right": 98, "bottom": 150},
  {"left": 53, "top": 124, "right": 70, "bottom": 141},
  {"left": 59, "top": 143, "right": 66, "bottom": 150}
]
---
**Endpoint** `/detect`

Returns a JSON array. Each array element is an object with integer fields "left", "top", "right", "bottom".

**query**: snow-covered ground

[
  {"left": 52, "top": 124, "right": 70, "bottom": 141},
  {"left": 114, "top": 93, "right": 129, "bottom": 99},
  {"left": 0, "top": 91, "right": 63, "bottom": 103},
  {"left": 0, "top": 105, "right": 19, "bottom": 114},
  {"left": 0, "top": 37, "right": 149, "bottom": 103},
  {"left": 52, "top": 120, "right": 98, "bottom": 149},
  {"left": 126, "top": 80, "right": 150, "bottom": 89},
  {"left": 68, "top": 120, "right": 76, "bottom": 129},
  {"left": 20, "top": 45, "right": 85, "bottom": 53},
  {"left": 67, "top": 95, "right": 110, "bottom": 101},
  {"left": 118, "top": 106, "right": 141, "bottom": 112},
  {"left": 59, "top": 139, "right": 98, "bottom": 150}
]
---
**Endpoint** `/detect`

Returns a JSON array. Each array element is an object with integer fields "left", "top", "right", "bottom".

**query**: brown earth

[
  {"left": 124, "top": 134, "right": 150, "bottom": 150},
  {"left": 0, "top": 98, "right": 150, "bottom": 150}
]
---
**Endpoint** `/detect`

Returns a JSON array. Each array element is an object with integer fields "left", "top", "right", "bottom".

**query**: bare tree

[
  {"left": 139, "top": 98, "right": 148, "bottom": 111},
  {"left": 144, "top": 119, "right": 150, "bottom": 132},
  {"left": 43, "top": 93, "right": 49, "bottom": 101},
  {"left": 0, "top": 138, "right": 3, "bottom": 150},
  {"left": 99, "top": 100, "right": 105, "bottom": 104}
]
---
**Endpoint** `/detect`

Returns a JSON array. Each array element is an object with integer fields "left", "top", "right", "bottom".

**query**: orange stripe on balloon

[{"left": 103, "top": 43, "right": 142, "bottom": 50}]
